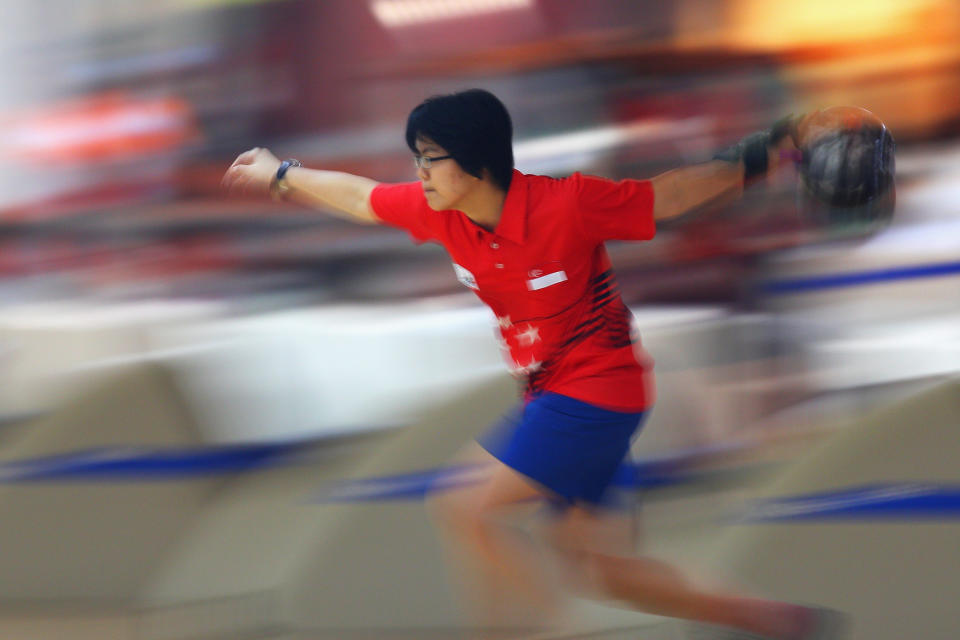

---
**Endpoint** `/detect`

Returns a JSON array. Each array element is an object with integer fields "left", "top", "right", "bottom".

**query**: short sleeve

[
  {"left": 370, "top": 182, "right": 438, "bottom": 244},
  {"left": 570, "top": 173, "right": 656, "bottom": 242}
]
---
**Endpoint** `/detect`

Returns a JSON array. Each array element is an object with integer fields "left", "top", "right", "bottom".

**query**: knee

[
  {"left": 427, "top": 487, "right": 490, "bottom": 539},
  {"left": 577, "top": 551, "right": 625, "bottom": 597}
]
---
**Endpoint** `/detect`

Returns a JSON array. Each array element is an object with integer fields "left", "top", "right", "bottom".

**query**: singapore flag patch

[{"left": 526, "top": 262, "right": 567, "bottom": 291}]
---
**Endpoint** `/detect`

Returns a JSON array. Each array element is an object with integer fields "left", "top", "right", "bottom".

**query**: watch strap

[{"left": 271, "top": 158, "right": 302, "bottom": 201}]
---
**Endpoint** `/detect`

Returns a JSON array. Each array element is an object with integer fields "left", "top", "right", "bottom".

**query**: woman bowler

[{"left": 223, "top": 89, "right": 845, "bottom": 640}]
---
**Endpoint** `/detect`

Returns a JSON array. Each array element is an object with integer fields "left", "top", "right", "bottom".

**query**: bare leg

[
  {"left": 428, "top": 443, "right": 566, "bottom": 626},
  {"left": 430, "top": 446, "right": 807, "bottom": 638},
  {"left": 547, "top": 506, "right": 810, "bottom": 639}
]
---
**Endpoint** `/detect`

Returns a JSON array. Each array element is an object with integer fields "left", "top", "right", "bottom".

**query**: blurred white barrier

[
  {"left": 0, "top": 300, "right": 223, "bottom": 415},
  {"left": 761, "top": 219, "right": 960, "bottom": 389},
  {"left": 0, "top": 298, "right": 745, "bottom": 446},
  {"left": 147, "top": 300, "right": 508, "bottom": 442}
]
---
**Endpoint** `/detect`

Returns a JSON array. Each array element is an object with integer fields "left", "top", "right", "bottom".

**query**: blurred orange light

[{"left": 728, "top": 0, "right": 940, "bottom": 48}]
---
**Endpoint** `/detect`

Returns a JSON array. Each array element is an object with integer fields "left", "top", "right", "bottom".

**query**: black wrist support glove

[{"left": 713, "top": 115, "right": 798, "bottom": 181}]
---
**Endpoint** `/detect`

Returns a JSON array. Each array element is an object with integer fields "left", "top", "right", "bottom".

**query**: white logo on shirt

[{"left": 452, "top": 263, "right": 478, "bottom": 289}]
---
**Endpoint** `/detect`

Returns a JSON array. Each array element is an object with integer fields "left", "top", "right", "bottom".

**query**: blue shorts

[{"left": 478, "top": 393, "right": 647, "bottom": 507}]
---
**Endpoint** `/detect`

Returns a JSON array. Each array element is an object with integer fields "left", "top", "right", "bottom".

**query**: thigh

[{"left": 429, "top": 440, "right": 549, "bottom": 523}]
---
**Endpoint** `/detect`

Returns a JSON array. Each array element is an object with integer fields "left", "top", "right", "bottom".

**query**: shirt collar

[{"left": 493, "top": 169, "right": 527, "bottom": 245}]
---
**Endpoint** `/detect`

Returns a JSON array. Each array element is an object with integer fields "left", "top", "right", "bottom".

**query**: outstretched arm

[
  {"left": 222, "top": 147, "right": 381, "bottom": 224},
  {"left": 651, "top": 118, "right": 799, "bottom": 223},
  {"left": 650, "top": 159, "right": 745, "bottom": 223}
]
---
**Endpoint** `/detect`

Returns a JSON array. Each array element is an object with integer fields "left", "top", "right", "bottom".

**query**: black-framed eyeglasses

[{"left": 414, "top": 155, "right": 453, "bottom": 169}]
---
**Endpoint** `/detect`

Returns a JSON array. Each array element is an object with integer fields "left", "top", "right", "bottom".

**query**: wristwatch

[{"left": 270, "top": 159, "right": 302, "bottom": 201}]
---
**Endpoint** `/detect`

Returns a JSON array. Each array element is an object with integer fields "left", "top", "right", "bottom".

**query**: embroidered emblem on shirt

[{"left": 452, "top": 263, "right": 478, "bottom": 290}]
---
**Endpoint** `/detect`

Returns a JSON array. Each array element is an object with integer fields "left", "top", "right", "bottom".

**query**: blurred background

[
  {"left": 0, "top": 0, "right": 958, "bottom": 441},
  {"left": 0, "top": 2, "right": 958, "bottom": 638}
]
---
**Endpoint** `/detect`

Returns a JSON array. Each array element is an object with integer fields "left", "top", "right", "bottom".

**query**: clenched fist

[{"left": 221, "top": 147, "right": 281, "bottom": 197}]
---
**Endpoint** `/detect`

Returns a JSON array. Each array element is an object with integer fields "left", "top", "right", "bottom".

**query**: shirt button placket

[{"left": 490, "top": 239, "right": 502, "bottom": 268}]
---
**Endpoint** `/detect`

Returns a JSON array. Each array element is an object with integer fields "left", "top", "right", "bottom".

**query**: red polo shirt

[{"left": 370, "top": 169, "right": 656, "bottom": 411}]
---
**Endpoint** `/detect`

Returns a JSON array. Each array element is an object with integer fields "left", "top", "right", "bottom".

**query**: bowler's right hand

[{"left": 221, "top": 147, "right": 281, "bottom": 197}]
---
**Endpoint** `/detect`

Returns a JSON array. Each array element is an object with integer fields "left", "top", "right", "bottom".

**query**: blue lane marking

[
  {"left": 761, "top": 260, "right": 960, "bottom": 295},
  {"left": 611, "top": 441, "right": 754, "bottom": 489},
  {"left": 4, "top": 445, "right": 959, "bottom": 523},
  {"left": 0, "top": 444, "right": 300, "bottom": 482},
  {"left": 740, "top": 483, "right": 960, "bottom": 522},
  {"left": 0, "top": 440, "right": 736, "bottom": 489},
  {"left": 316, "top": 444, "right": 752, "bottom": 503},
  {"left": 318, "top": 464, "right": 489, "bottom": 502}
]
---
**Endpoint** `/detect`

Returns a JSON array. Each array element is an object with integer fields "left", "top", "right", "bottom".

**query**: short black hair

[{"left": 405, "top": 89, "right": 514, "bottom": 191}]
